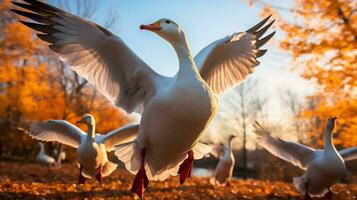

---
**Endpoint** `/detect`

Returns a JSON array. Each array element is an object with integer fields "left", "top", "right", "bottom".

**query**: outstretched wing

[
  {"left": 339, "top": 147, "right": 357, "bottom": 175},
  {"left": 194, "top": 16, "right": 275, "bottom": 93},
  {"left": 29, "top": 120, "right": 86, "bottom": 148},
  {"left": 12, "top": 0, "right": 168, "bottom": 114},
  {"left": 254, "top": 121, "right": 319, "bottom": 170},
  {"left": 95, "top": 124, "right": 139, "bottom": 151}
]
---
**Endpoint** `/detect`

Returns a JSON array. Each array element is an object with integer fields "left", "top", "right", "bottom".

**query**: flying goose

[
  {"left": 29, "top": 114, "right": 139, "bottom": 184},
  {"left": 254, "top": 118, "right": 357, "bottom": 199},
  {"left": 210, "top": 135, "right": 237, "bottom": 186},
  {"left": 12, "top": 0, "right": 274, "bottom": 197}
]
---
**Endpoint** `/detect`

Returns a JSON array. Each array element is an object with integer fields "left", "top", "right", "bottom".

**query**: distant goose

[
  {"left": 29, "top": 114, "right": 139, "bottom": 184},
  {"left": 36, "top": 142, "right": 56, "bottom": 166},
  {"left": 254, "top": 118, "right": 357, "bottom": 199},
  {"left": 52, "top": 148, "right": 66, "bottom": 166},
  {"left": 12, "top": 0, "right": 274, "bottom": 198},
  {"left": 210, "top": 135, "right": 236, "bottom": 186}
]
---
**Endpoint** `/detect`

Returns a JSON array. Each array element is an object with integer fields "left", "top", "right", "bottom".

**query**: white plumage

[
  {"left": 254, "top": 118, "right": 357, "bottom": 198},
  {"left": 36, "top": 142, "right": 56, "bottom": 166},
  {"left": 29, "top": 114, "right": 139, "bottom": 183},
  {"left": 12, "top": 0, "right": 274, "bottom": 197},
  {"left": 210, "top": 135, "right": 236, "bottom": 186}
]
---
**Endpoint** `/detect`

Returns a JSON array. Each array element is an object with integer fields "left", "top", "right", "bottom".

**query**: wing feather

[
  {"left": 253, "top": 121, "right": 317, "bottom": 170},
  {"left": 29, "top": 120, "right": 85, "bottom": 148},
  {"left": 339, "top": 147, "right": 357, "bottom": 175},
  {"left": 95, "top": 124, "right": 139, "bottom": 151},
  {"left": 12, "top": 0, "right": 167, "bottom": 114},
  {"left": 194, "top": 16, "right": 275, "bottom": 93}
]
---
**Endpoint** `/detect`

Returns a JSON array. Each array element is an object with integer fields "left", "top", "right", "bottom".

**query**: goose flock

[{"left": 10, "top": 0, "right": 356, "bottom": 199}]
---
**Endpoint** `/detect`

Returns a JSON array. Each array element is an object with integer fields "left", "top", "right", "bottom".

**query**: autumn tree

[
  {"left": 247, "top": 0, "right": 357, "bottom": 148},
  {"left": 221, "top": 79, "right": 267, "bottom": 170},
  {"left": 279, "top": 88, "right": 304, "bottom": 142},
  {"left": 0, "top": 0, "right": 130, "bottom": 159}
]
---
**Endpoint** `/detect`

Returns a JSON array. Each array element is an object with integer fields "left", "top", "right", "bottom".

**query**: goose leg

[
  {"left": 78, "top": 164, "right": 86, "bottom": 184},
  {"left": 322, "top": 188, "right": 333, "bottom": 200},
  {"left": 96, "top": 164, "right": 102, "bottom": 184},
  {"left": 131, "top": 149, "right": 149, "bottom": 199},
  {"left": 178, "top": 149, "right": 194, "bottom": 184},
  {"left": 304, "top": 194, "right": 312, "bottom": 200},
  {"left": 225, "top": 181, "right": 230, "bottom": 187}
]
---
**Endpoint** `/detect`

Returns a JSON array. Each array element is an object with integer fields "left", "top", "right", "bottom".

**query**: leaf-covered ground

[{"left": 0, "top": 161, "right": 356, "bottom": 199}]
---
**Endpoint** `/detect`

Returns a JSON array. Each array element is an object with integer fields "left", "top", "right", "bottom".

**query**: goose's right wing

[
  {"left": 12, "top": 0, "right": 168, "bottom": 114},
  {"left": 253, "top": 121, "right": 318, "bottom": 170},
  {"left": 339, "top": 147, "right": 357, "bottom": 175},
  {"left": 29, "top": 120, "right": 86, "bottom": 148}
]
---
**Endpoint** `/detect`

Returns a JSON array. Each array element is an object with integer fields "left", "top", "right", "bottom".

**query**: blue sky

[{"left": 50, "top": 0, "right": 315, "bottom": 144}]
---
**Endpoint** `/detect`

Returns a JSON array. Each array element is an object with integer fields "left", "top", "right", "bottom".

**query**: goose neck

[
  {"left": 324, "top": 129, "right": 337, "bottom": 154},
  {"left": 38, "top": 144, "right": 44, "bottom": 155},
  {"left": 171, "top": 36, "right": 199, "bottom": 78},
  {"left": 87, "top": 123, "right": 95, "bottom": 139}
]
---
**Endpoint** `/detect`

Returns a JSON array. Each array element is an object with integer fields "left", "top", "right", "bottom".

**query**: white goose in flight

[
  {"left": 12, "top": 0, "right": 275, "bottom": 197},
  {"left": 210, "top": 135, "right": 236, "bottom": 186},
  {"left": 36, "top": 142, "right": 56, "bottom": 166},
  {"left": 29, "top": 114, "right": 139, "bottom": 184},
  {"left": 254, "top": 118, "right": 357, "bottom": 199}
]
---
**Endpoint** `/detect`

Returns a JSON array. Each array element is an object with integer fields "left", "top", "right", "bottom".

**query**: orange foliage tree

[
  {"left": 0, "top": 0, "right": 130, "bottom": 158},
  {"left": 247, "top": 0, "right": 356, "bottom": 148}
]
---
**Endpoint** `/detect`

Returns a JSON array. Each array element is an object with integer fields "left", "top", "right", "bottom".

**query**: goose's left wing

[
  {"left": 194, "top": 16, "right": 275, "bottom": 93},
  {"left": 339, "top": 147, "right": 357, "bottom": 175},
  {"left": 253, "top": 121, "right": 319, "bottom": 170},
  {"left": 95, "top": 124, "right": 139, "bottom": 151}
]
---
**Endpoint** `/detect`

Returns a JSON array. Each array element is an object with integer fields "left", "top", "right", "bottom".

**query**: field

[{"left": 0, "top": 161, "right": 356, "bottom": 200}]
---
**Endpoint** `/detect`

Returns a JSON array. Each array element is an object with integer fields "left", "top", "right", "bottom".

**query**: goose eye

[{"left": 166, "top": 20, "right": 170, "bottom": 24}]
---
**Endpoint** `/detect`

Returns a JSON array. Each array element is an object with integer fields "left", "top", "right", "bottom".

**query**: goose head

[
  {"left": 228, "top": 135, "right": 237, "bottom": 142},
  {"left": 38, "top": 142, "right": 44, "bottom": 149},
  {"left": 76, "top": 114, "right": 95, "bottom": 127},
  {"left": 140, "top": 18, "right": 185, "bottom": 44},
  {"left": 326, "top": 116, "right": 337, "bottom": 134}
]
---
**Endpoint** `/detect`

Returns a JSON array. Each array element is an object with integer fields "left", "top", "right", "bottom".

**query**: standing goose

[
  {"left": 12, "top": 0, "right": 275, "bottom": 197},
  {"left": 36, "top": 142, "right": 56, "bottom": 166},
  {"left": 211, "top": 135, "right": 236, "bottom": 186},
  {"left": 29, "top": 114, "right": 139, "bottom": 184},
  {"left": 254, "top": 118, "right": 357, "bottom": 199}
]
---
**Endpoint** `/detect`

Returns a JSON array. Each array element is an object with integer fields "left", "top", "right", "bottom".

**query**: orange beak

[
  {"left": 76, "top": 118, "right": 85, "bottom": 124},
  {"left": 140, "top": 21, "right": 161, "bottom": 31}
]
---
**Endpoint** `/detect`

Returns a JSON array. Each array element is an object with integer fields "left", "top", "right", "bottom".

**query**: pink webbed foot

[
  {"left": 96, "top": 164, "right": 102, "bottom": 184},
  {"left": 178, "top": 150, "right": 194, "bottom": 185},
  {"left": 131, "top": 149, "right": 149, "bottom": 199},
  {"left": 78, "top": 164, "right": 87, "bottom": 184}
]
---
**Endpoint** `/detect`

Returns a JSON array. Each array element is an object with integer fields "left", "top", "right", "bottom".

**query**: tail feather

[
  {"left": 114, "top": 141, "right": 140, "bottom": 174},
  {"left": 102, "top": 161, "right": 118, "bottom": 177},
  {"left": 293, "top": 176, "right": 307, "bottom": 195},
  {"left": 193, "top": 143, "right": 212, "bottom": 160},
  {"left": 114, "top": 142, "right": 212, "bottom": 181}
]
